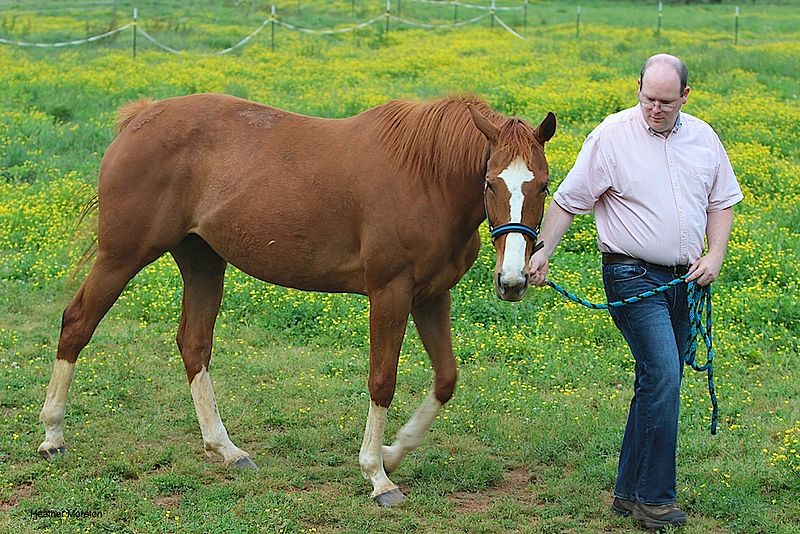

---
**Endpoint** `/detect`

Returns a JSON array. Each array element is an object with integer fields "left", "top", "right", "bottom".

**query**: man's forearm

[
  {"left": 539, "top": 200, "right": 575, "bottom": 258},
  {"left": 706, "top": 207, "right": 734, "bottom": 259}
]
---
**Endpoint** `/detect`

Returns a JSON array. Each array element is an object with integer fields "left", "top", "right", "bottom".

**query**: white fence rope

[
  {"left": 214, "top": 16, "right": 270, "bottom": 55},
  {"left": 274, "top": 15, "right": 385, "bottom": 35},
  {"left": 409, "top": 0, "right": 524, "bottom": 12},
  {"left": 136, "top": 17, "right": 272, "bottom": 55},
  {"left": 2, "top": 3, "right": 750, "bottom": 55},
  {"left": 389, "top": 11, "right": 490, "bottom": 29},
  {"left": 0, "top": 1, "right": 114, "bottom": 13},
  {"left": 135, "top": 26, "right": 180, "bottom": 54},
  {"left": 0, "top": 22, "right": 130, "bottom": 47},
  {"left": 493, "top": 14, "right": 527, "bottom": 41}
]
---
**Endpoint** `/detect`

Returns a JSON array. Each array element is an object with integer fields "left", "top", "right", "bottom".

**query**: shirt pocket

[{"left": 686, "top": 166, "right": 715, "bottom": 208}]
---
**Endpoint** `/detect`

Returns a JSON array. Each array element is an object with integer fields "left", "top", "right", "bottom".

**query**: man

[{"left": 528, "top": 54, "right": 743, "bottom": 529}]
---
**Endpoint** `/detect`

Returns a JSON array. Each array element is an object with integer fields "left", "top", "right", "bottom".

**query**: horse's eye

[{"left": 542, "top": 184, "right": 550, "bottom": 195}]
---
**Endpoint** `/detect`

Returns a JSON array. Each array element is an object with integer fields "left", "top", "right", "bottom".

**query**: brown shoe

[
  {"left": 632, "top": 502, "right": 687, "bottom": 529},
  {"left": 610, "top": 497, "right": 636, "bottom": 517}
]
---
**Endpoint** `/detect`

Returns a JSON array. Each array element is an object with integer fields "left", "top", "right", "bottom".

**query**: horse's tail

[
  {"left": 115, "top": 98, "right": 157, "bottom": 135},
  {"left": 69, "top": 195, "right": 99, "bottom": 281}
]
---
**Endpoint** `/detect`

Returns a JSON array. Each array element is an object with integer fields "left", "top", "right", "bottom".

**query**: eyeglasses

[{"left": 638, "top": 93, "right": 681, "bottom": 113}]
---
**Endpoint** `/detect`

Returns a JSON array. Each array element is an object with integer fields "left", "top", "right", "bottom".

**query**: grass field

[{"left": 1, "top": 0, "right": 799, "bottom": 532}]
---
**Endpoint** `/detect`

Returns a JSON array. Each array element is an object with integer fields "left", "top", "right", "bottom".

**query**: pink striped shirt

[{"left": 554, "top": 106, "right": 743, "bottom": 266}]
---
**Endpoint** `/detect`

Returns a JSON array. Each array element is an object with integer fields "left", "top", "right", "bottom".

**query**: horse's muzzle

[{"left": 495, "top": 272, "right": 529, "bottom": 302}]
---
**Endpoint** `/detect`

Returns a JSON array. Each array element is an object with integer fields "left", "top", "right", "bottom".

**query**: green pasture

[{"left": 1, "top": 1, "right": 799, "bottom": 532}]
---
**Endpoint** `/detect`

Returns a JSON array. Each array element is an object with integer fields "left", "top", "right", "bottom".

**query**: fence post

[
  {"left": 576, "top": 5, "right": 580, "bottom": 38},
  {"left": 352, "top": 0, "right": 356, "bottom": 17},
  {"left": 270, "top": 4, "right": 276, "bottom": 52},
  {"left": 454, "top": 2, "right": 458, "bottom": 24},
  {"left": 385, "top": 1, "right": 390, "bottom": 39},
  {"left": 132, "top": 7, "right": 137, "bottom": 59},
  {"left": 397, "top": 0, "right": 401, "bottom": 17},
  {"left": 523, "top": 0, "right": 528, "bottom": 32},
  {"left": 734, "top": 6, "right": 740, "bottom": 46},
  {"left": 490, "top": 0, "right": 495, "bottom": 29},
  {"left": 657, "top": 1, "right": 662, "bottom": 43}
]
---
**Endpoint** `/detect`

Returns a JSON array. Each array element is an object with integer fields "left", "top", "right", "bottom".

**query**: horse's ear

[
  {"left": 468, "top": 104, "right": 499, "bottom": 144},
  {"left": 536, "top": 112, "right": 557, "bottom": 144}
]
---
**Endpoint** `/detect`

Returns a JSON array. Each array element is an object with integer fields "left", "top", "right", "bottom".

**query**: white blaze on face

[{"left": 498, "top": 157, "right": 534, "bottom": 285}]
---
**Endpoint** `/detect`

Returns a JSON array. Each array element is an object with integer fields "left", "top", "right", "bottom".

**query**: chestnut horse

[{"left": 38, "top": 93, "right": 555, "bottom": 505}]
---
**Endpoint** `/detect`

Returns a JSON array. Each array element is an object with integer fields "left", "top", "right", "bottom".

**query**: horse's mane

[{"left": 370, "top": 95, "right": 505, "bottom": 181}]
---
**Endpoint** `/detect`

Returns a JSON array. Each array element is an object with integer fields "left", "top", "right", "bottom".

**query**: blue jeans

[{"left": 602, "top": 263, "right": 688, "bottom": 505}]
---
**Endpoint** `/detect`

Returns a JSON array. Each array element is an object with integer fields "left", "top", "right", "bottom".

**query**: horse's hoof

[
  {"left": 232, "top": 456, "right": 257, "bottom": 470},
  {"left": 39, "top": 445, "right": 67, "bottom": 460},
  {"left": 374, "top": 488, "right": 405, "bottom": 507}
]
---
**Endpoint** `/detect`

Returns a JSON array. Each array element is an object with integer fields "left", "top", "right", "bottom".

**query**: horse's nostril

[{"left": 495, "top": 272, "right": 529, "bottom": 301}]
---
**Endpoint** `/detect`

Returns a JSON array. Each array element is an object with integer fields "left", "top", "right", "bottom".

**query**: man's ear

[
  {"left": 468, "top": 104, "right": 499, "bottom": 144},
  {"left": 682, "top": 85, "right": 691, "bottom": 103}
]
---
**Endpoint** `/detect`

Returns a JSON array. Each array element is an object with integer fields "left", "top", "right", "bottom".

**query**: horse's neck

[
  {"left": 435, "top": 164, "right": 488, "bottom": 242},
  {"left": 366, "top": 99, "right": 491, "bottom": 237}
]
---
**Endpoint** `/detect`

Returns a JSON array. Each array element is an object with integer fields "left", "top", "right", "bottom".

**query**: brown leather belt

[{"left": 602, "top": 253, "right": 690, "bottom": 276}]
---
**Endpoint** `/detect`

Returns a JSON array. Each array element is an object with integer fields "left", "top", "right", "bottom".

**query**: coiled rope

[{"left": 546, "top": 276, "right": 718, "bottom": 435}]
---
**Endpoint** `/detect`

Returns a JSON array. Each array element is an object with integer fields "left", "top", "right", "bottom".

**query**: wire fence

[{"left": 0, "top": 1, "right": 769, "bottom": 56}]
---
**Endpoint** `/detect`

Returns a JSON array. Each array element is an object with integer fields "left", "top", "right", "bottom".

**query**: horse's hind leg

[
  {"left": 39, "top": 254, "right": 145, "bottom": 459},
  {"left": 171, "top": 235, "right": 254, "bottom": 469},
  {"left": 382, "top": 291, "right": 457, "bottom": 474}
]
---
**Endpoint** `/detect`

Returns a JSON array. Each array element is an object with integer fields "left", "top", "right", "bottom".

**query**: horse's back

[
  {"left": 97, "top": 94, "right": 381, "bottom": 291},
  {"left": 96, "top": 94, "right": 480, "bottom": 298}
]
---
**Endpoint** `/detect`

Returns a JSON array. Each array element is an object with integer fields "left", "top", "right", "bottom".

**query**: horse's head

[{"left": 469, "top": 105, "right": 556, "bottom": 302}]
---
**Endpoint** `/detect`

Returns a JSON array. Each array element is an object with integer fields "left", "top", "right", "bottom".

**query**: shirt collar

[{"left": 636, "top": 106, "right": 683, "bottom": 138}]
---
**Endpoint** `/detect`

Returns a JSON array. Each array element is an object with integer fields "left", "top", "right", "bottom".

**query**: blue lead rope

[{"left": 546, "top": 276, "right": 718, "bottom": 435}]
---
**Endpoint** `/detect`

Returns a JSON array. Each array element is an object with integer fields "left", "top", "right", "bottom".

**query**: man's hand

[
  {"left": 528, "top": 248, "right": 549, "bottom": 286},
  {"left": 686, "top": 252, "right": 724, "bottom": 286},
  {"left": 688, "top": 208, "right": 734, "bottom": 286},
  {"left": 525, "top": 200, "right": 575, "bottom": 287}
]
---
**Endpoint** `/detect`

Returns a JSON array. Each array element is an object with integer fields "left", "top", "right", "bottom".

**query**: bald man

[{"left": 528, "top": 54, "right": 742, "bottom": 529}]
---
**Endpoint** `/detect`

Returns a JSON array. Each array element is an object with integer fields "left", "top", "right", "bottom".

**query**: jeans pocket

[{"left": 610, "top": 264, "right": 647, "bottom": 283}]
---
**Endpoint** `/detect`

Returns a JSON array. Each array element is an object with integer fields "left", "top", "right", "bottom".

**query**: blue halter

[{"left": 483, "top": 179, "right": 545, "bottom": 254}]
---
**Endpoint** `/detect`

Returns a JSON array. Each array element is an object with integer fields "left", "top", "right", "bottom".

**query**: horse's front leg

[
  {"left": 360, "top": 281, "right": 412, "bottom": 506},
  {"left": 383, "top": 291, "right": 456, "bottom": 473}
]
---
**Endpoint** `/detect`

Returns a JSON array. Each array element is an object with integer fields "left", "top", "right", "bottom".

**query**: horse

[{"left": 37, "top": 93, "right": 556, "bottom": 506}]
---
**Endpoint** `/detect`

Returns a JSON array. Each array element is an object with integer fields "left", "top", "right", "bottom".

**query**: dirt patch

[
  {"left": 154, "top": 495, "right": 181, "bottom": 508},
  {"left": 447, "top": 467, "right": 541, "bottom": 514},
  {"left": 0, "top": 483, "right": 35, "bottom": 511}
]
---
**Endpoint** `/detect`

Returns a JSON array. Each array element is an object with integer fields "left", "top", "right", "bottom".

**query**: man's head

[{"left": 637, "top": 54, "right": 690, "bottom": 134}]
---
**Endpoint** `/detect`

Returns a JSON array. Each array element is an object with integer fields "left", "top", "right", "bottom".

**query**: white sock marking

[
  {"left": 359, "top": 401, "right": 398, "bottom": 498},
  {"left": 38, "top": 360, "right": 75, "bottom": 453},
  {"left": 382, "top": 389, "right": 442, "bottom": 473},
  {"left": 190, "top": 367, "right": 249, "bottom": 465}
]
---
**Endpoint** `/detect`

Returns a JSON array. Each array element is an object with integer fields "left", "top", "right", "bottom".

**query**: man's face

[{"left": 637, "top": 67, "right": 689, "bottom": 133}]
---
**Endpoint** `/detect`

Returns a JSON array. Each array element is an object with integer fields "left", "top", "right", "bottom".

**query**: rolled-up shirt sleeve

[
  {"left": 553, "top": 129, "right": 612, "bottom": 214},
  {"left": 707, "top": 131, "right": 744, "bottom": 212}
]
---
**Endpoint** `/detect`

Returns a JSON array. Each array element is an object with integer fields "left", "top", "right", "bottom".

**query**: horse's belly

[{"left": 200, "top": 227, "right": 367, "bottom": 295}]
